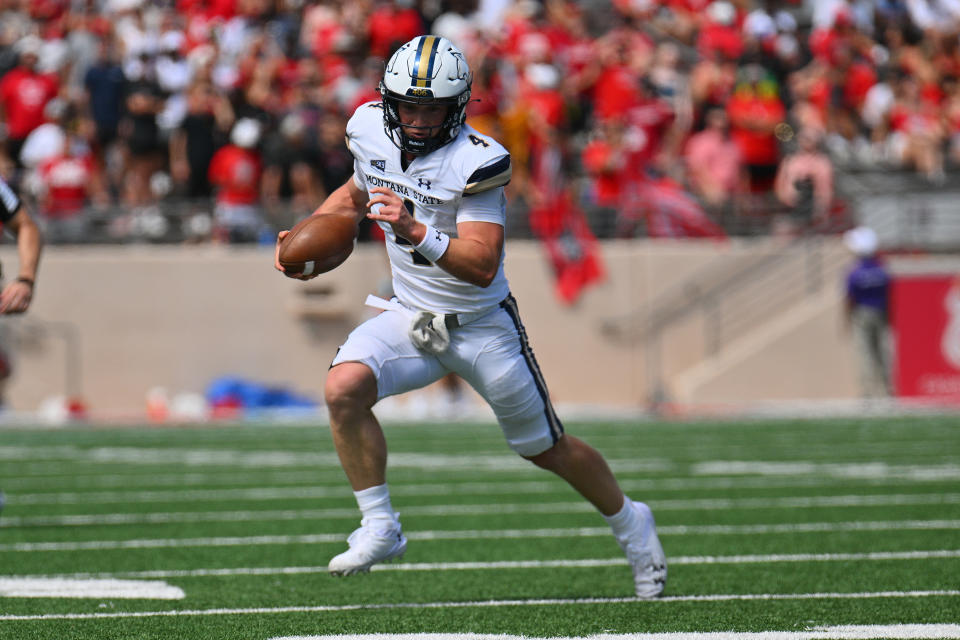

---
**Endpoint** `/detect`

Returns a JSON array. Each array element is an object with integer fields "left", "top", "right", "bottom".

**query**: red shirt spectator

[
  {"left": 587, "top": 29, "right": 654, "bottom": 121},
  {"left": 627, "top": 92, "right": 676, "bottom": 168},
  {"left": 697, "top": 1, "right": 744, "bottom": 61},
  {"left": 523, "top": 65, "right": 566, "bottom": 132},
  {"left": 367, "top": 2, "right": 424, "bottom": 60},
  {"left": 726, "top": 74, "right": 786, "bottom": 167},
  {"left": 697, "top": 22, "right": 744, "bottom": 62},
  {"left": 178, "top": 0, "right": 236, "bottom": 19},
  {"left": 0, "top": 44, "right": 59, "bottom": 142},
  {"left": 581, "top": 117, "right": 650, "bottom": 209},
  {"left": 591, "top": 64, "right": 640, "bottom": 122},
  {"left": 582, "top": 135, "right": 630, "bottom": 208},
  {"left": 209, "top": 144, "right": 262, "bottom": 205},
  {"left": 38, "top": 151, "right": 96, "bottom": 217},
  {"left": 889, "top": 100, "right": 941, "bottom": 136},
  {"left": 843, "top": 60, "right": 877, "bottom": 111}
]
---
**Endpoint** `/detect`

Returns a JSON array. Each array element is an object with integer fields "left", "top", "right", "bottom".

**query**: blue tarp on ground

[{"left": 205, "top": 376, "right": 319, "bottom": 410}]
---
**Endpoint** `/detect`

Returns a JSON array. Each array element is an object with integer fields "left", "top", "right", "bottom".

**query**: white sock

[
  {"left": 355, "top": 484, "right": 399, "bottom": 529},
  {"left": 603, "top": 497, "right": 639, "bottom": 539}
]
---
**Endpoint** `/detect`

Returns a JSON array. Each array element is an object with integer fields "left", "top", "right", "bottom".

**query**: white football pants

[{"left": 331, "top": 294, "right": 564, "bottom": 456}]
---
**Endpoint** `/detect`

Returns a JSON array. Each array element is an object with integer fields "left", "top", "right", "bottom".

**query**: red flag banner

[
  {"left": 529, "top": 191, "right": 606, "bottom": 305},
  {"left": 629, "top": 175, "right": 727, "bottom": 239}
]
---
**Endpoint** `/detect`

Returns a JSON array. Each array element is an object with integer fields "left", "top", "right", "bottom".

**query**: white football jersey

[{"left": 346, "top": 101, "right": 512, "bottom": 314}]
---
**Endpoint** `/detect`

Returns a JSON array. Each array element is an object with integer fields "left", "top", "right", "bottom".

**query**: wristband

[
  {"left": 414, "top": 224, "right": 450, "bottom": 263},
  {"left": 16, "top": 277, "right": 34, "bottom": 289}
]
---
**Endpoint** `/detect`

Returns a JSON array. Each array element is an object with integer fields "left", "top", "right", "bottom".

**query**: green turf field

[{"left": 1, "top": 414, "right": 959, "bottom": 639}]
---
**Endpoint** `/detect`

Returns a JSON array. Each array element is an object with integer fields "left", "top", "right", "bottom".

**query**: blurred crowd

[{"left": 1, "top": 0, "right": 959, "bottom": 244}]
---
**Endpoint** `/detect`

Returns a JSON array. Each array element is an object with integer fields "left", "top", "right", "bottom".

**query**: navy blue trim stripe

[
  {"left": 500, "top": 293, "right": 564, "bottom": 444},
  {"left": 413, "top": 37, "right": 427, "bottom": 70},
  {"left": 466, "top": 155, "right": 511, "bottom": 186},
  {"left": 412, "top": 38, "right": 428, "bottom": 87},
  {"left": 424, "top": 37, "right": 440, "bottom": 83}
]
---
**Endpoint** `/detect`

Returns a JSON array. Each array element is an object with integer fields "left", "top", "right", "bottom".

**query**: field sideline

[{"left": 0, "top": 414, "right": 958, "bottom": 639}]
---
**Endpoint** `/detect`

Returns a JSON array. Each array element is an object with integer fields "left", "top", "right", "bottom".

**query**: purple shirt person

[
  {"left": 843, "top": 227, "right": 891, "bottom": 397},
  {"left": 846, "top": 255, "right": 890, "bottom": 314}
]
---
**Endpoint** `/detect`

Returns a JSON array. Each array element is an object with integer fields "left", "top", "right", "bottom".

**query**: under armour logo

[
  {"left": 371, "top": 159, "right": 386, "bottom": 172},
  {"left": 434, "top": 229, "right": 442, "bottom": 241},
  {"left": 418, "top": 177, "right": 432, "bottom": 190}
]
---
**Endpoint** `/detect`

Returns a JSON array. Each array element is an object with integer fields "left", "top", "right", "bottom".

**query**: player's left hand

[
  {"left": 273, "top": 230, "right": 317, "bottom": 280},
  {"left": 0, "top": 280, "right": 32, "bottom": 314},
  {"left": 366, "top": 186, "right": 422, "bottom": 245},
  {"left": 273, "top": 230, "right": 289, "bottom": 273}
]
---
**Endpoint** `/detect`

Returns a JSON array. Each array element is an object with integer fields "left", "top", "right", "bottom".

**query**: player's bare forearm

[
  {"left": 436, "top": 222, "right": 502, "bottom": 288},
  {"left": 313, "top": 179, "right": 368, "bottom": 224},
  {"left": 0, "top": 207, "right": 42, "bottom": 314},
  {"left": 365, "top": 186, "right": 502, "bottom": 288},
  {"left": 9, "top": 207, "right": 42, "bottom": 282}
]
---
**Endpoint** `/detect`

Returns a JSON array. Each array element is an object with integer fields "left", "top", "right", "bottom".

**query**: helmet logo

[{"left": 450, "top": 50, "right": 467, "bottom": 77}]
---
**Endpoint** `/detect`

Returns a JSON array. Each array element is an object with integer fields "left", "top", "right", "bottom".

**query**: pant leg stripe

[{"left": 499, "top": 294, "right": 564, "bottom": 444}]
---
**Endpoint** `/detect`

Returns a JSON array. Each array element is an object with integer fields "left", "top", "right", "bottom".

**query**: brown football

[{"left": 278, "top": 214, "right": 357, "bottom": 276}]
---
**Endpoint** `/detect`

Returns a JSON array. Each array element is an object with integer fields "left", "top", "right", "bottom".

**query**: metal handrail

[{"left": 602, "top": 233, "right": 848, "bottom": 407}]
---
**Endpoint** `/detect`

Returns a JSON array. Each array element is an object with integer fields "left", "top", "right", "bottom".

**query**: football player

[
  {"left": 0, "top": 177, "right": 42, "bottom": 315},
  {"left": 0, "top": 175, "right": 43, "bottom": 411},
  {"left": 274, "top": 35, "right": 666, "bottom": 598}
]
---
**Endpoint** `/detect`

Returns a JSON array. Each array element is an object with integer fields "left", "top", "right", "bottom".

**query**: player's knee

[
  {"left": 484, "top": 365, "right": 562, "bottom": 457},
  {"left": 485, "top": 369, "right": 543, "bottom": 426},
  {"left": 523, "top": 434, "right": 568, "bottom": 469},
  {"left": 324, "top": 362, "right": 377, "bottom": 416}
]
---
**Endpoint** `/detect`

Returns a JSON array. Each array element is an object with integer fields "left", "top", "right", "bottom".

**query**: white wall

[{"left": 0, "top": 238, "right": 862, "bottom": 415}]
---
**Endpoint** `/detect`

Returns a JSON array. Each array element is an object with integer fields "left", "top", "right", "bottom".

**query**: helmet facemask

[{"left": 379, "top": 36, "right": 472, "bottom": 156}]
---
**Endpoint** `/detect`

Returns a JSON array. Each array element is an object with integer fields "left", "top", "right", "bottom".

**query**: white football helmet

[{"left": 379, "top": 35, "right": 472, "bottom": 155}]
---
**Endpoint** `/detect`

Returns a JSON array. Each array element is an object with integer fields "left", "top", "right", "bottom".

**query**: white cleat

[
  {"left": 328, "top": 519, "right": 407, "bottom": 576},
  {"left": 617, "top": 501, "right": 667, "bottom": 598}
]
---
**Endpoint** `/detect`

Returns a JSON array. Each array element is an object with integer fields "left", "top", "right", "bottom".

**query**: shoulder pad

[{"left": 464, "top": 155, "right": 511, "bottom": 195}]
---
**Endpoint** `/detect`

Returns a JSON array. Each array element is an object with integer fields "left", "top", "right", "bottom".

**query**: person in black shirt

[{"left": 170, "top": 81, "right": 234, "bottom": 201}]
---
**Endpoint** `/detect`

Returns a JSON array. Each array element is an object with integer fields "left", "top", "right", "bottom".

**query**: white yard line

[
  {"left": 3, "top": 520, "right": 959, "bottom": 552},
  {"left": 1, "top": 591, "right": 958, "bottom": 622},
  {"left": 0, "top": 470, "right": 328, "bottom": 491},
  {"left": 690, "top": 461, "right": 960, "bottom": 481},
  {"left": 6, "top": 485, "right": 958, "bottom": 509},
  {"left": 5, "top": 493, "right": 960, "bottom": 528},
  {"left": 3, "top": 444, "right": 959, "bottom": 481},
  {"left": 270, "top": 626, "right": 960, "bottom": 640},
  {"left": 10, "top": 549, "right": 960, "bottom": 580},
  {"left": 0, "top": 472, "right": 951, "bottom": 494},
  {"left": 0, "top": 577, "right": 184, "bottom": 599},
  {"left": 0, "top": 446, "right": 664, "bottom": 473}
]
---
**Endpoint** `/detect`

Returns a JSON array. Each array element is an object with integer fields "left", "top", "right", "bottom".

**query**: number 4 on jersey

[{"left": 469, "top": 134, "right": 490, "bottom": 148}]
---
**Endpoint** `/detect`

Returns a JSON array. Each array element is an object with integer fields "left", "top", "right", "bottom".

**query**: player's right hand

[{"left": 0, "top": 279, "right": 32, "bottom": 314}]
